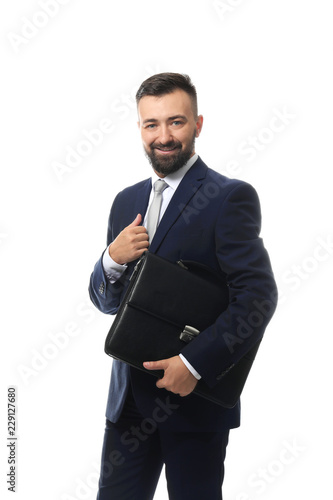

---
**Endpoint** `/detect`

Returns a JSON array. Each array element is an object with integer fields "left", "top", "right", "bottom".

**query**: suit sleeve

[
  {"left": 88, "top": 194, "right": 129, "bottom": 315},
  {"left": 180, "top": 182, "right": 278, "bottom": 388}
]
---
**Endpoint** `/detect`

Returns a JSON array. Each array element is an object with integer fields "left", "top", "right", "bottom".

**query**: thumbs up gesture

[{"left": 108, "top": 214, "right": 149, "bottom": 265}]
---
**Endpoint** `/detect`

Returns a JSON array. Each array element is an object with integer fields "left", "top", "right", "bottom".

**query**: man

[{"left": 89, "top": 72, "right": 277, "bottom": 499}]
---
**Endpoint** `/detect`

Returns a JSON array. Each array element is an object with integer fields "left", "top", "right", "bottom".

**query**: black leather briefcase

[{"left": 104, "top": 252, "right": 260, "bottom": 408}]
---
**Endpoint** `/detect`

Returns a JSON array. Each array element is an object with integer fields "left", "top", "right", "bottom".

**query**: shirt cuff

[
  {"left": 179, "top": 354, "right": 201, "bottom": 380},
  {"left": 102, "top": 246, "right": 127, "bottom": 283}
]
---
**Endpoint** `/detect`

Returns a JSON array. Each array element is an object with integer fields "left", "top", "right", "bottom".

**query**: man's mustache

[{"left": 151, "top": 141, "right": 182, "bottom": 151}]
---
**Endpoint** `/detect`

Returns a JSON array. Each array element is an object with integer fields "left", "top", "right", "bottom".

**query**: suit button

[{"left": 99, "top": 282, "right": 105, "bottom": 295}]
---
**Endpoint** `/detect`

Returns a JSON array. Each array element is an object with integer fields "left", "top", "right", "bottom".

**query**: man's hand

[
  {"left": 143, "top": 356, "right": 198, "bottom": 397},
  {"left": 109, "top": 214, "right": 149, "bottom": 265}
]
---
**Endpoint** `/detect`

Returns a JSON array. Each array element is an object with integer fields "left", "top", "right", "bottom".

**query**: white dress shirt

[{"left": 102, "top": 153, "right": 201, "bottom": 380}]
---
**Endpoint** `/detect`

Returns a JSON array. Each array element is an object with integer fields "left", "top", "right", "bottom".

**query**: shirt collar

[{"left": 151, "top": 153, "right": 198, "bottom": 192}]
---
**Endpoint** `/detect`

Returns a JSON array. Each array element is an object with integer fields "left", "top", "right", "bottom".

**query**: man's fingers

[
  {"left": 156, "top": 379, "right": 166, "bottom": 390},
  {"left": 143, "top": 360, "right": 167, "bottom": 371},
  {"left": 131, "top": 236, "right": 149, "bottom": 253},
  {"left": 133, "top": 230, "right": 149, "bottom": 241},
  {"left": 109, "top": 214, "right": 149, "bottom": 265},
  {"left": 144, "top": 356, "right": 198, "bottom": 396}
]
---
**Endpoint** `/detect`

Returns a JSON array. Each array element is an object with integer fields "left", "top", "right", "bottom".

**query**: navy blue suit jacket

[{"left": 89, "top": 157, "right": 277, "bottom": 432}]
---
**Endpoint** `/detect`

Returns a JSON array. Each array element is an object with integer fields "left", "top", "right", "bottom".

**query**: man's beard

[{"left": 144, "top": 130, "right": 196, "bottom": 176}]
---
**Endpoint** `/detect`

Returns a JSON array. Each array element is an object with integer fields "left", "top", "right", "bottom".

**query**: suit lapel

[
  {"left": 133, "top": 178, "right": 152, "bottom": 221},
  {"left": 149, "top": 157, "right": 208, "bottom": 253}
]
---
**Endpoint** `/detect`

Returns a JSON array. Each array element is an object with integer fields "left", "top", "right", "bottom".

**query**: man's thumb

[{"left": 128, "top": 213, "right": 142, "bottom": 227}]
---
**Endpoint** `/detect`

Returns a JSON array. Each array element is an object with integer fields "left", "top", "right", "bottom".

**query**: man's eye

[
  {"left": 146, "top": 124, "right": 156, "bottom": 129},
  {"left": 172, "top": 121, "right": 182, "bottom": 126}
]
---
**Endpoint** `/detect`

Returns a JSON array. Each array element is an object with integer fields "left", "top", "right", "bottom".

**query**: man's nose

[{"left": 159, "top": 125, "right": 173, "bottom": 144}]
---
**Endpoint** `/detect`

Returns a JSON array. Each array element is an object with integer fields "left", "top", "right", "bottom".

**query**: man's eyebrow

[
  {"left": 142, "top": 118, "right": 158, "bottom": 124},
  {"left": 142, "top": 115, "right": 188, "bottom": 125},
  {"left": 168, "top": 115, "right": 188, "bottom": 121}
]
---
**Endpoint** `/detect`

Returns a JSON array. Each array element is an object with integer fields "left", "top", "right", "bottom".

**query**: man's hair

[{"left": 136, "top": 72, "right": 198, "bottom": 118}]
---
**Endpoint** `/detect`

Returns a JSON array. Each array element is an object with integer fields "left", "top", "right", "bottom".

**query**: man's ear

[{"left": 195, "top": 115, "right": 204, "bottom": 138}]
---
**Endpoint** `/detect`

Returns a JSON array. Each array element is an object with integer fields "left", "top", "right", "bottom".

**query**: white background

[{"left": 1, "top": 1, "right": 332, "bottom": 499}]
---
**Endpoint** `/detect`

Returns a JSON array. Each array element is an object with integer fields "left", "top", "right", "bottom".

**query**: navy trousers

[{"left": 96, "top": 387, "right": 229, "bottom": 500}]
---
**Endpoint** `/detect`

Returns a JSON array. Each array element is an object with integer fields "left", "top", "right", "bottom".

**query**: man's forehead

[{"left": 138, "top": 90, "right": 193, "bottom": 118}]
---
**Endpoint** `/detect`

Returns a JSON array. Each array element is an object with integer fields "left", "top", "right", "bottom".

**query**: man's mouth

[{"left": 154, "top": 145, "right": 180, "bottom": 155}]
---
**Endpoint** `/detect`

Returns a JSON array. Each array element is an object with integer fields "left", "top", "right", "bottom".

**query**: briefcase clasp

[{"left": 180, "top": 325, "right": 200, "bottom": 343}]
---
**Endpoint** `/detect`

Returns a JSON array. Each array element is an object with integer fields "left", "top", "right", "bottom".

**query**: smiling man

[
  {"left": 89, "top": 72, "right": 277, "bottom": 500},
  {"left": 139, "top": 87, "right": 202, "bottom": 177}
]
